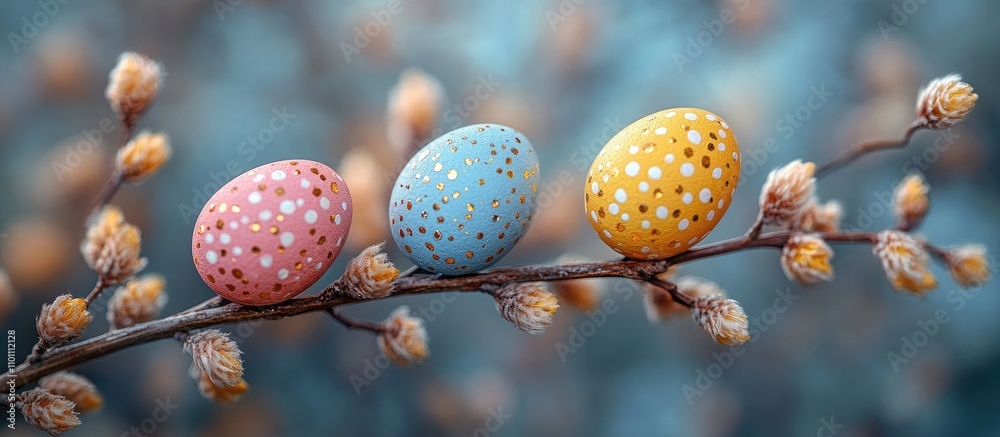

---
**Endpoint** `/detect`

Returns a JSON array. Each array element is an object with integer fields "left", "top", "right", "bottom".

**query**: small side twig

[
  {"left": 816, "top": 124, "right": 922, "bottom": 177},
  {"left": 325, "top": 309, "right": 383, "bottom": 334}
]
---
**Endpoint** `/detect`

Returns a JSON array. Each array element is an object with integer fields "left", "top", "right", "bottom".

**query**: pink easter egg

[{"left": 191, "top": 160, "right": 352, "bottom": 305}]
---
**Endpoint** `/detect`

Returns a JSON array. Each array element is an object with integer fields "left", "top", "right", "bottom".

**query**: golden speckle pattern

[{"left": 585, "top": 108, "right": 740, "bottom": 259}]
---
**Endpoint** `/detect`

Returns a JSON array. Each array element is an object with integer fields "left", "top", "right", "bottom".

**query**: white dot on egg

[
  {"left": 647, "top": 166, "right": 662, "bottom": 180},
  {"left": 718, "top": 130, "right": 727, "bottom": 139},
  {"left": 625, "top": 161, "right": 641, "bottom": 177},
  {"left": 718, "top": 199, "right": 725, "bottom": 208},
  {"left": 689, "top": 237, "right": 698, "bottom": 245},
  {"left": 220, "top": 233, "right": 231, "bottom": 244},
  {"left": 678, "top": 219, "right": 690, "bottom": 230},
  {"left": 682, "top": 193, "right": 693, "bottom": 204},
  {"left": 252, "top": 174, "right": 265, "bottom": 183},
  {"left": 621, "top": 213, "right": 630, "bottom": 222},
  {"left": 664, "top": 154, "right": 675, "bottom": 164},
  {"left": 337, "top": 237, "right": 343, "bottom": 247},
  {"left": 680, "top": 163, "right": 695, "bottom": 177},
  {"left": 707, "top": 210, "right": 716, "bottom": 221},
  {"left": 229, "top": 221, "right": 239, "bottom": 230},
  {"left": 603, "top": 230, "right": 613, "bottom": 238},
  {"left": 304, "top": 210, "right": 318, "bottom": 224},
  {"left": 205, "top": 233, "right": 214, "bottom": 243},
  {"left": 629, "top": 145, "right": 639, "bottom": 154},
  {"left": 205, "top": 251, "right": 218, "bottom": 264},
  {"left": 315, "top": 262, "right": 324, "bottom": 271},
  {"left": 279, "top": 200, "right": 296, "bottom": 214},
  {"left": 233, "top": 246, "right": 243, "bottom": 255},
  {"left": 240, "top": 216, "right": 250, "bottom": 224},
  {"left": 271, "top": 170, "right": 286, "bottom": 181},
  {"left": 712, "top": 168, "right": 723, "bottom": 179},
  {"left": 705, "top": 114, "right": 717, "bottom": 121},
  {"left": 641, "top": 220, "right": 650, "bottom": 229},
  {"left": 300, "top": 179, "right": 310, "bottom": 188},
  {"left": 608, "top": 203, "right": 620, "bottom": 215},
  {"left": 334, "top": 214, "right": 342, "bottom": 225},
  {"left": 591, "top": 210, "right": 599, "bottom": 222},
  {"left": 280, "top": 232, "right": 295, "bottom": 247},
  {"left": 260, "top": 255, "right": 273, "bottom": 268},
  {"left": 718, "top": 143, "right": 726, "bottom": 151},
  {"left": 665, "top": 111, "right": 676, "bottom": 117},
  {"left": 602, "top": 174, "right": 610, "bottom": 183},
  {"left": 684, "top": 112, "right": 697, "bottom": 120},
  {"left": 654, "top": 127, "right": 667, "bottom": 135},
  {"left": 278, "top": 269, "right": 289, "bottom": 280},
  {"left": 733, "top": 152, "right": 739, "bottom": 161},
  {"left": 638, "top": 181, "right": 649, "bottom": 192},
  {"left": 248, "top": 192, "right": 262, "bottom": 204},
  {"left": 721, "top": 121, "right": 729, "bottom": 129},
  {"left": 259, "top": 210, "right": 272, "bottom": 221},
  {"left": 655, "top": 206, "right": 668, "bottom": 220},
  {"left": 687, "top": 130, "right": 702, "bottom": 145},
  {"left": 320, "top": 197, "right": 330, "bottom": 210},
  {"left": 641, "top": 246, "right": 650, "bottom": 253},
  {"left": 296, "top": 198, "right": 304, "bottom": 207},
  {"left": 699, "top": 188, "right": 712, "bottom": 203},
  {"left": 591, "top": 182, "right": 599, "bottom": 194},
  {"left": 614, "top": 188, "right": 627, "bottom": 203},
  {"left": 342, "top": 202, "right": 348, "bottom": 211}
]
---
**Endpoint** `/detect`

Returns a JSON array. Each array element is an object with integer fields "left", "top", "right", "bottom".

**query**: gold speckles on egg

[{"left": 585, "top": 108, "right": 740, "bottom": 259}]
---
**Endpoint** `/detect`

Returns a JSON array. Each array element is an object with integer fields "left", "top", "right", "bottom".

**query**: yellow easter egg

[{"left": 585, "top": 108, "right": 741, "bottom": 259}]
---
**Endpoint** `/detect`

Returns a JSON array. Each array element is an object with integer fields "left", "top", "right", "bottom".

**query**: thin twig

[
  {"left": 325, "top": 309, "right": 383, "bottom": 334},
  {"left": 816, "top": 124, "right": 922, "bottom": 177},
  {"left": 84, "top": 277, "right": 107, "bottom": 307},
  {"left": 644, "top": 276, "right": 693, "bottom": 307}
]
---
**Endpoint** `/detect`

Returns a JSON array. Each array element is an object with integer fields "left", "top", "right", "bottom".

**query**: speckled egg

[
  {"left": 192, "top": 160, "right": 353, "bottom": 305},
  {"left": 585, "top": 108, "right": 740, "bottom": 259},
  {"left": 389, "top": 124, "right": 540, "bottom": 275}
]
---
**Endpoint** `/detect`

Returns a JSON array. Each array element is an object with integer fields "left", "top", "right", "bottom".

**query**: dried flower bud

[
  {"left": 18, "top": 388, "right": 81, "bottom": 435},
  {"left": 38, "top": 372, "right": 103, "bottom": 413},
  {"left": 377, "top": 306, "right": 429, "bottom": 367},
  {"left": 893, "top": 174, "right": 929, "bottom": 231},
  {"left": 115, "top": 131, "right": 171, "bottom": 182},
  {"left": 691, "top": 295, "right": 750, "bottom": 346},
  {"left": 80, "top": 206, "right": 147, "bottom": 284},
  {"left": 760, "top": 160, "right": 816, "bottom": 226},
  {"left": 336, "top": 243, "right": 399, "bottom": 299},
  {"left": 106, "top": 274, "right": 168, "bottom": 329},
  {"left": 873, "top": 230, "right": 937, "bottom": 294},
  {"left": 552, "top": 254, "right": 602, "bottom": 312},
  {"left": 37, "top": 294, "right": 92, "bottom": 346},
  {"left": 0, "top": 269, "right": 18, "bottom": 320},
  {"left": 916, "top": 74, "right": 977, "bottom": 130},
  {"left": 191, "top": 367, "right": 249, "bottom": 405},
  {"left": 789, "top": 200, "right": 842, "bottom": 233},
  {"left": 781, "top": 234, "right": 835, "bottom": 285},
  {"left": 387, "top": 68, "right": 444, "bottom": 154},
  {"left": 493, "top": 282, "right": 559, "bottom": 335},
  {"left": 183, "top": 330, "right": 243, "bottom": 387},
  {"left": 644, "top": 276, "right": 724, "bottom": 322},
  {"left": 946, "top": 244, "right": 992, "bottom": 288},
  {"left": 105, "top": 51, "right": 162, "bottom": 126}
]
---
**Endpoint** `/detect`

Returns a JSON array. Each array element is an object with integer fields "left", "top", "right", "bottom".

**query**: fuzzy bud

[
  {"left": 781, "top": 234, "right": 835, "bottom": 285},
  {"left": 945, "top": 244, "right": 992, "bottom": 288},
  {"left": 80, "top": 206, "right": 147, "bottom": 284},
  {"left": 789, "top": 200, "right": 842, "bottom": 233},
  {"left": 644, "top": 276, "right": 724, "bottom": 322},
  {"left": 692, "top": 295, "right": 750, "bottom": 346},
  {"left": 386, "top": 68, "right": 444, "bottom": 154},
  {"left": 115, "top": 131, "right": 171, "bottom": 182},
  {"left": 183, "top": 330, "right": 243, "bottom": 387},
  {"left": 105, "top": 51, "right": 162, "bottom": 126},
  {"left": 106, "top": 274, "right": 168, "bottom": 329},
  {"left": 493, "top": 282, "right": 559, "bottom": 335},
  {"left": 760, "top": 160, "right": 816, "bottom": 226},
  {"left": 18, "top": 388, "right": 81, "bottom": 435},
  {"left": 916, "top": 74, "right": 977, "bottom": 130},
  {"left": 873, "top": 230, "right": 937, "bottom": 294},
  {"left": 191, "top": 367, "right": 249, "bottom": 405},
  {"left": 893, "top": 174, "right": 929, "bottom": 231},
  {"left": 38, "top": 372, "right": 103, "bottom": 413},
  {"left": 377, "top": 306, "right": 429, "bottom": 367},
  {"left": 336, "top": 243, "right": 399, "bottom": 300},
  {"left": 37, "top": 294, "right": 92, "bottom": 346}
]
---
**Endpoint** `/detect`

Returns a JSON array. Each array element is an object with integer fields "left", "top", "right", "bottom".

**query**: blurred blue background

[{"left": 1, "top": 0, "right": 998, "bottom": 436}]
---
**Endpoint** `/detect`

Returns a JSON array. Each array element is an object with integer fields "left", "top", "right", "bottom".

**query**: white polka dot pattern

[{"left": 585, "top": 108, "right": 740, "bottom": 259}]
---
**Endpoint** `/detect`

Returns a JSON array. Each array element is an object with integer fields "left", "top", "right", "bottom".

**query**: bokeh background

[{"left": 1, "top": 0, "right": 999, "bottom": 436}]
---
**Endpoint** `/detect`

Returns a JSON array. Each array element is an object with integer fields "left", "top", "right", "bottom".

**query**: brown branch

[
  {"left": 325, "top": 309, "right": 383, "bottom": 334},
  {"left": 816, "top": 124, "right": 922, "bottom": 177},
  {"left": 0, "top": 229, "right": 883, "bottom": 392}
]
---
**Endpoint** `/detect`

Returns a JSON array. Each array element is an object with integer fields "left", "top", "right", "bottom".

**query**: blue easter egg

[{"left": 389, "top": 124, "right": 540, "bottom": 275}]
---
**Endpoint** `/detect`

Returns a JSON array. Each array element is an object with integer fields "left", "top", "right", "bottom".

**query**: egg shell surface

[
  {"left": 390, "top": 124, "right": 540, "bottom": 275},
  {"left": 192, "top": 159, "right": 352, "bottom": 305},
  {"left": 585, "top": 108, "right": 740, "bottom": 259}
]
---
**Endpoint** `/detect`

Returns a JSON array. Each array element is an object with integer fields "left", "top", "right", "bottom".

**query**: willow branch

[{"left": 816, "top": 124, "right": 922, "bottom": 177}]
